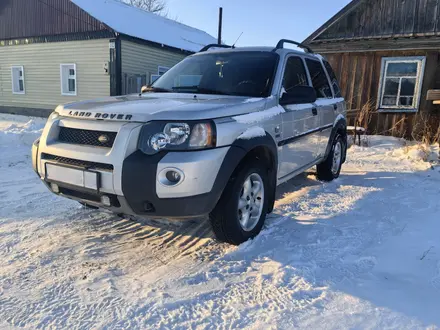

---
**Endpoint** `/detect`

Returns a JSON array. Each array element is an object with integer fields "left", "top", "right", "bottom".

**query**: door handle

[
  {"left": 333, "top": 104, "right": 338, "bottom": 111},
  {"left": 312, "top": 108, "right": 318, "bottom": 116}
]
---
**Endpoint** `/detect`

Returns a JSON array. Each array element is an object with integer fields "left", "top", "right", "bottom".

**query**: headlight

[
  {"left": 189, "top": 123, "right": 214, "bottom": 148},
  {"left": 164, "top": 123, "right": 190, "bottom": 145},
  {"left": 138, "top": 121, "right": 216, "bottom": 154}
]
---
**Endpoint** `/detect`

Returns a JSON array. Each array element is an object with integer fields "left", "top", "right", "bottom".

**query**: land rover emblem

[{"left": 98, "top": 135, "right": 110, "bottom": 144}]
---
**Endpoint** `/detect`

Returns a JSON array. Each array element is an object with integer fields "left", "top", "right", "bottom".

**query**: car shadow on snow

[
  {"left": 231, "top": 167, "right": 440, "bottom": 327},
  {"left": 80, "top": 172, "right": 324, "bottom": 260},
  {"left": 62, "top": 167, "right": 439, "bottom": 326}
]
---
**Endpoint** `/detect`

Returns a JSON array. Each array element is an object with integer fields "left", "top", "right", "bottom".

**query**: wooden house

[{"left": 304, "top": 0, "right": 440, "bottom": 140}]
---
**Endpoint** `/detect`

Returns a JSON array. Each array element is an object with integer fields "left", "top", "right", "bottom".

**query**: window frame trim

[
  {"left": 377, "top": 56, "right": 426, "bottom": 113},
  {"left": 11, "top": 65, "right": 25, "bottom": 95},
  {"left": 60, "top": 63, "right": 77, "bottom": 96}
]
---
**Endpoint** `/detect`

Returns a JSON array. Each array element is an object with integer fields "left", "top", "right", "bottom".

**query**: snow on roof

[{"left": 71, "top": 0, "right": 217, "bottom": 52}]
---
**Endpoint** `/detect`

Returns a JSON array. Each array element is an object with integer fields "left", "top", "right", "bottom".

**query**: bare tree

[{"left": 123, "top": 0, "right": 167, "bottom": 15}]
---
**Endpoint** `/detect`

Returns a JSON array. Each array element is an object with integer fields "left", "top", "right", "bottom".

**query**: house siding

[
  {"left": 324, "top": 49, "right": 440, "bottom": 137},
  {"left": 120, "top": 39, "right": 186, "bottom": 90},
  {"left": 0, "top": 39, "right": 111, "bottom": 110}
]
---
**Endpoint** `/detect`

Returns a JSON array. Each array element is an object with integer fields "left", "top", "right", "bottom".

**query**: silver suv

[{"left": 32, "top": 40, "right": 347, "bottom": 245}]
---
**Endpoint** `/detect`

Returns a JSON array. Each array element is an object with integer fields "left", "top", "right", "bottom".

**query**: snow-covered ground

[{"left": 0, "top": 113, "right": 439, "bottom": 329}]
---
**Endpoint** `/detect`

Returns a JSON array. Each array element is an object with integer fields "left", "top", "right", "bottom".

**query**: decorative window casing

[
  {"left": 11, "top": 66, "right": 25, "bottom": 94},
  {"left": 378, "top": 57, "right": 426, "bottom": 112},
  {"left": 60, "top": 64, "right": 77, "bottom": 96}
]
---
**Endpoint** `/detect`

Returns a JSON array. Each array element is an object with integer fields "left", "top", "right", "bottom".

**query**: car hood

[{"left": 56, "top": 93, "right": 269, "bottom": 122}]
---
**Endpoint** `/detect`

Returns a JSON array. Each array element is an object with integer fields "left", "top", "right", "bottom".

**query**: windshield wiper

[
  {"left": 172, "top": 86, "right": 227, "bottom": 95},
  {"left": 142, "top": 86, "right": 172, "bottom": 93}
]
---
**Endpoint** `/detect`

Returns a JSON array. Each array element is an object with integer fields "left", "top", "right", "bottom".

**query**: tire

[
  {"left": 209, "top": 160, "right": 269, "bottom": 245},
  {"left": 316, "top": 135, "right": 345, "bottom": 182}
]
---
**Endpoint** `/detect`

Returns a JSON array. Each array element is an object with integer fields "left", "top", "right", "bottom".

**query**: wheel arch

[
  {"left": 324, "top": 116, "right": 347, "bottom": 162},
  {"left": 213, "top": 133, "right": 278, "bottom": 214}
]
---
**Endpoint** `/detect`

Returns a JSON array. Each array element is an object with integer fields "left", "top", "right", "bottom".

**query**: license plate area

[{"left": 45, "top": 163, "right": 100, "bottom": 191}]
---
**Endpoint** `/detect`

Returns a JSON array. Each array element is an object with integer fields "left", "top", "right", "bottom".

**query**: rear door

[
  {"left": 278, "top": 55, "right": 320, "bottom": 180},
  {"left": 305, "top": 58, "right": 336, "bottom": 158}
]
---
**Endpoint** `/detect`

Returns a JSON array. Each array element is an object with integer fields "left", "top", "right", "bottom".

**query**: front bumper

[
  {"left": 36, "top": 148, "right": 233, "bottom": 218},
  {"left": 33, "top": 117, "right": 239, "bottom": 218}
]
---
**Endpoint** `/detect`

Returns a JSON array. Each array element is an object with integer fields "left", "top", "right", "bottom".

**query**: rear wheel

[
  {"left": 209, "top": 161, "right": 269, "bottom": 245},
  {"left": 316, "top": 135, "right": 344, "bottom": 181}
]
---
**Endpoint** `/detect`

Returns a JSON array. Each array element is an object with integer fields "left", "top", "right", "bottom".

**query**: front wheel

[
  {"left": 209, "top": 161, "right": 269, "bottom": 245},
  {"left": 316, "top": 135, "right": 345, "bottom": 181}
]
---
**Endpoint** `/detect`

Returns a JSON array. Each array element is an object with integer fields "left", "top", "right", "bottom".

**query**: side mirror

[{"left": 279, "top": 86, "right": 317, "bottom": 105}]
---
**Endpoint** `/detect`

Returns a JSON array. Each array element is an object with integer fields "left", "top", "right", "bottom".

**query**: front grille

[
  {"left": 58, "top": 127, "right": 117, "bottom": 148},
  {"left": 42, "top": 153, "right": 114, "bottom": 171}
]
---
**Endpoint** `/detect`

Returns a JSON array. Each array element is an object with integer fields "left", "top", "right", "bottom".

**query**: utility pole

[{"left": 218, "top": 7, "right": 223, "bottom": 44}]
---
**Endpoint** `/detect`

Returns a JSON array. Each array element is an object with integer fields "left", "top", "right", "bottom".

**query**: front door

[
  {"left": 305, "top": 58, "right": 337, "bottom": 157},
  {"left": 278, "top": 56, "right": 320, "bottom": 180}
]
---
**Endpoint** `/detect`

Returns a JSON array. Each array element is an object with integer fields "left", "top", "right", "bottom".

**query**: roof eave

[
  {"left": 303, "top": 0, "right": 365, "bottom": 45},
  {"left": 118, "top": 33, "right": 196, "bottom": 54}
]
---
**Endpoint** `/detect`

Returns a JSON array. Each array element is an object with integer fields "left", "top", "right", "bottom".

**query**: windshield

[{"left": 152, "top": 51, "right": 279, "bottom": 97}]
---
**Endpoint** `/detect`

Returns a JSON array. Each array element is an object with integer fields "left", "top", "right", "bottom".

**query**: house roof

[
  {"left": 303, "top": 0, "right": 363, "bottom": 44},
  {"left": 71, "top": 0, "right": 217, "bottom": 52},
  {"left": 304, "top": 0, "right": 440, "bottom": 46}
]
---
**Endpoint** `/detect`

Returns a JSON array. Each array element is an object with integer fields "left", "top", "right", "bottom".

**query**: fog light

[
  {"left": 51, "top": 183, "right": 59, "bottom": 193},
  {"left": 166, "top": 170, "right": 181, "bottom": 183},
  {"left": 158, "top": 168, "right": 185, "bottom": 187},
  {"left": 101, "top": 195, "right": 111, "bottom": 206}
]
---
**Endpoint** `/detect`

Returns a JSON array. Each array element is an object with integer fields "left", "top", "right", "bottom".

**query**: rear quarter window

[
  {"left": 305, "top": 59, "right": 333, "bottom": 99},
  {"left": 323, "top": 61, "right": 342, "bottom": 98}
]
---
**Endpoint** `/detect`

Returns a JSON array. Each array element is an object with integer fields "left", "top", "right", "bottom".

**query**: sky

[{"left": 167, "top": 0, "right": 352, "bottom": 47}]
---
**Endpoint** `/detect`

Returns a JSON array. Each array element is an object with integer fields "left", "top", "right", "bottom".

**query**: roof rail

[
  {"left": 199, "top": 44, "right": 235, "bottom": 52},
  {"left": 275, "top": 39, "right": 314, "bottom": 53}
]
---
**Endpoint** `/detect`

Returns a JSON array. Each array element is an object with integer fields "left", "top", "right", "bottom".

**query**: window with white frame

[
  {"left": 158, "top": 66, "right": 169, "bottom": 76},
  {"left": 11, "top": 66, "right": 25, "bottom": 94},
  {"left": 150, "top": 66, "right": 170, "bottom": 84},
  {"left": 150, "top": 74, "right": 161, "bottom": 84},
  {"left": 378, "top": 57, "right": 425, "bottom": 111},
  {"left": 60, "top": 64, "right": 77, "bottom": 95}
]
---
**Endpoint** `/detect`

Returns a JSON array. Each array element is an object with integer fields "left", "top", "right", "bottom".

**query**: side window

[
  {"left": 158, "top": 66, "right": 170, "bottom": 76},
  {"left": 60, "top": 64, "right": 77, "bottom": 96},
  {"left": 11, "top": 66, "right": 25, "bottom": 94},
  {"left": 305, "top": 59, "right": 333, "bottom": 98},
  {"left": 324, "top": 61, "right": 342, "bottom": 97},
  {"left": 378, "top": 57, "right": 425, "bottom": 110},
  {"left": 282, "top": 56, "right": 308, "bottom": 93},
  {"left": 151, "top": 66, "right": 170, "bottom": 84}
]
